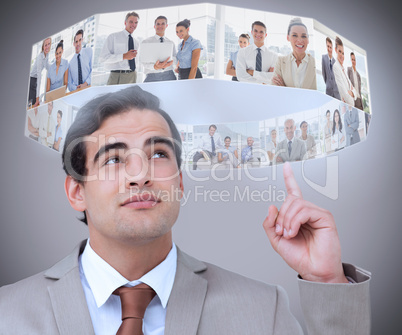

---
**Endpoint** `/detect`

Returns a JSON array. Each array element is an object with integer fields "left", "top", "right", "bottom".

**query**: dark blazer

[
  {"left": 0, "top": 240, "right": 371, "bottom": 334},
  {"left": 322, "top": 54, "right": 341, "bottom": 99}
]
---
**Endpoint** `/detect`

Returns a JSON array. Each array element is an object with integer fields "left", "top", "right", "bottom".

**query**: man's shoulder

[{"left": 177, "top": 249, "right": 278, "bottom": 296}]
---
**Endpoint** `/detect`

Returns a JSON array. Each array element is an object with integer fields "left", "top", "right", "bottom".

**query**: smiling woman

[{"left": 272, "top": 17, "right": 317, "bottom": 90}]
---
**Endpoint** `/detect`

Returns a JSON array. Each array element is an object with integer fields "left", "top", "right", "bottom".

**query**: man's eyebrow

[
  {"left": 144, "top": 136, "right": 175, "bottom": 151},
  {"left": 93, "top": 142, "right": 128, "bottom": 164}
]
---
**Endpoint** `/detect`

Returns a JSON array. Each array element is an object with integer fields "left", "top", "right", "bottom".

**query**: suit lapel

[
  {"left": 47, "top": 269, "right": 95, "bottom": 335},
  {"left": 165, "top": 249, "right": 208, "bottom": 335},
  {"left": 284, "top": 54, "right": 295, "bottom": 87},
  {"left": 302, "top": 56, "right": 315, "bottom": 89},
  {"left": 45, "top": 240, "right": 95, "bottom": 335}
]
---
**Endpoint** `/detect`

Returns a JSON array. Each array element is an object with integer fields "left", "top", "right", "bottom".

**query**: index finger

[{"left": 283, "top": 162, "right": 302, "bottom": 198}]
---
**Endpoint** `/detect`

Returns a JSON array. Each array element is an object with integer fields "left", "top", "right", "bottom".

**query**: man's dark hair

[
  {"left": 251, "top": 21, "right": 266, "bottom": 31},
  {"left": 326, "top": 37, "right": 332, "bottom": 45},
  {"left": 62, "top": 86, "right": 183, "bottom": 224},
  {"left": 74, "top": 29, "right": 84, "bottom": 41},
  {"left": 209, "top": 124, "right": 217, "bottom": 130},
  {"left": 350, "top": 52, "right": 355, "bottom": 57},
  {"left": 155, "top": 15, "right": 168, "bottom": 24}
]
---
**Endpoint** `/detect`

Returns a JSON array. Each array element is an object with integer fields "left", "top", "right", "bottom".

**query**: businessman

[
  {"left": 276, "top": 118, "right": 307, "bottom": 163},
  {"left": 140, "top": 16, "right": 177, "bottom": 82},
  {"left": 236, "top": 21, "right": 278, "bottom": 84},
  {"left": 347, "top": 52, "right": 364, "bottom": 110},
  {"left": 344, "top": 105, "right": 361, "bottom": 146},
  {"left": 192, "top": 124, "right": 222, "bottom": 170},
  {"left": 68, "top": 29, "right": 93, "bottom": 92},
  {"left": 321, "top": 37, "right": 340, "bottom": 100},
  {"left": 100, "top": 12, "right": 140, "bottom": 85},
  {"left": 0, "top": 86, "right": 370, "bottom": 334}
]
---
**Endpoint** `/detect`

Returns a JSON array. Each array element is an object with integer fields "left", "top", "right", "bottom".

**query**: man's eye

[
  {"left": 151, "top": 151, "right": 168, "bottom": 159},
  {"left": 105, "top": 157, "right": 121, "bottom": 165}
]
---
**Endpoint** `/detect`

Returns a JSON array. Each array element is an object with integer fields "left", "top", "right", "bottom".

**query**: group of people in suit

[
  {"left": 322, "top": 36, "right": 364, "bottom": 110},
  {"left": 99, "top": 12, "right": 203, "bottom": 85},
  {"left": 28, "top": 29, "right": 93, "bottom": 107},
  {"left": 192, "top": 119, "right": 318, "bottom": 170},
  {"left": 324, "top": 104, "right": 361, "bottom": 152},
  {"left": 27, "top": 101, "right": 64, "bottom": 151},
  {"left": 227, "top": 17, "right": 317, "bottom": 90}
]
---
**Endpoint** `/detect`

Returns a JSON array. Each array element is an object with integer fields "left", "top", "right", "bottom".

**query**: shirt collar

[
  {"left": 81, "top": 239, "right": 177, "bottom": 309},
  {"left": 291, "top": 53, "right": 308, "bottom": 64},
  {"left": 123, "top": 29, "right": 132, "bottom": 37},
  {"left": 251, "top": 43, "right": 267, "bottom": 52},
  {"left": 287, "top": 136, "right": 294, "bottom": 143},
  {"left": 181, "top": 35, "right": 193, "bottom": 47},
  {"left": 154, "top": 34, "right": 166, "bottom": 41}
]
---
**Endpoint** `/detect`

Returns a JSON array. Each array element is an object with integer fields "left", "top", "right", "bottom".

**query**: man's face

[
  {"left": 326, "top": 41, "right": 333, "bottom": 57},
  {"left": 74, "top": 34, "right": 83, "bottom": 54},
  {"left": 247, "top": 137, "right": 254, "bottom": 146},
  {"left": 351, "top": 54, "right": 356, "bottom": 68},
  {"left": 251, "top": 24, "right": 267, "bottom": 45},
  {"left": 125, "top": 15, "right": 139, "bottom": 34},
  {"left": 75, "top": 109, "right": 183, "bottom": 248},
  {"left": 209, "top": 126, "right": 216, "bottom": 136},
  {"left": 43, "top": 38, "right": 51, "bottom": 55},
  {"left": 284, "top": 120, "right": 296, "bottom": 140},
  {"left": 154, "top": 19, "right": 167, "bottom": 36},
  {"left": 47, "top": 103, "right": 53, "bottom": 115}
]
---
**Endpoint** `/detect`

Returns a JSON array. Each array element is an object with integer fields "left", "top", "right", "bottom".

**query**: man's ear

[
  {"left": 65, "top": 175, "right": 86, "bottom": 212},
  {"left": 179, "top": 172, "right": 184, "bottom": 200}
]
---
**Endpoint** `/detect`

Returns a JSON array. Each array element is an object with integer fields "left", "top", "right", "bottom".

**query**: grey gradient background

[{"left": 0, "top": 0, "right": 400, "bottom": 333}]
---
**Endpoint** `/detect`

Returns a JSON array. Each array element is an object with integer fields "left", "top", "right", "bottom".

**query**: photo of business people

[{"left": 27, "top": 16, "right": 95, "bottom": 108}]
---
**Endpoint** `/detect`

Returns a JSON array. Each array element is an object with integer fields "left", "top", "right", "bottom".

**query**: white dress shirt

[
  {"left": 38, "top": 111, "right": 55, "bottom": 147},
  {"left": 333, "top": 59, "right": 357, "bottom": 106},
  {"left": 290, "top": 54, "right": 309, "bottom": 88},
  {"left": 141, "top": 35, "right": 177, "bottom": 74},
  {"left": 198, "top": 133, "right": 223, "bottom": 152},
  {"left": 99, "top": 29, "right": 140, "bottom": 71},
  {"left": 236, "top": 44, "right": 278, "bottom": 84},
  {"left": 79, "top": 240, "right": 177, "bottom": 335},
  {"left": 30, "top": 51, "right": 49, "bottom": 98}
]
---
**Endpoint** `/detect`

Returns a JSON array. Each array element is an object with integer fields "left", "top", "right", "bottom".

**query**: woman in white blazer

[
  {"left": 272, "top": 17, "right": 316, "bottom": 90},
  {"left": 332, "top": 36, "right": 357, "bottom": 106}
]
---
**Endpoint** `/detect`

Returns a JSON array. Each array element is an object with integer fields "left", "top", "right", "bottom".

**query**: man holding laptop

[
  {"left": 99, "top": 12, "right": 140, "bottom": 85},
  {"left": 140, "top": 16, "right": 177, "bottom": 82}
]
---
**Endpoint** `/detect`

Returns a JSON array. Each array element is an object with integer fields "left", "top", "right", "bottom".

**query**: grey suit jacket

[
  {"left": 276, "top": 137, "right": 307, "bottom": 162},
  {"left": 344, "top": 108, "right": 361, "bottom": 146},
  {"left": 321, "top": 54, "right": 341, "bottom": 99},
  {"left": 0, "top": 240, "right": 371, "bottom": 334},
  {"left": 347, "top": 66, "right": 362, "bottom": 97},
  {"left": 273, "top": 54, "right": 317, "bottom": 90}
]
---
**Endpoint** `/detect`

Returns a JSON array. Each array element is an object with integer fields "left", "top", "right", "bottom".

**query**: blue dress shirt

[
  {"left": 68, "top": 47, "right": 93, "bottom": 91},
  {"left": 176, "top": 35, "right": 202, "bottom": 69},
  {"left": 47, "top": 58, "right": 69, "bottom": 91}
]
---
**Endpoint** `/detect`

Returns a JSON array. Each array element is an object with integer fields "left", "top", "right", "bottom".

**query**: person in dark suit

[
  {"left": 348, "top": 52, "right": 364, "bottom": 110},
  {"left": 321, "top": 37, "right": 340, "bottom": 99},
  {"left": 0, "top": 86, "right": 370, "bottom": 334}
]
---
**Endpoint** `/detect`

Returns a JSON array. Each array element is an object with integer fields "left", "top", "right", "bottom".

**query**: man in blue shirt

[{"left": 68, "top": 29, "right": 93, "bottom": 92}]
